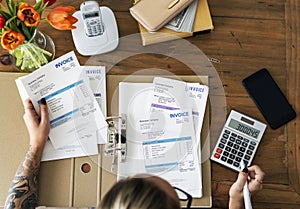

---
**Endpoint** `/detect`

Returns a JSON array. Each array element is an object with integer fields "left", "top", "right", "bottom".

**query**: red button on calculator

[
  {"left": 214, "top": 153, "right": 220, "bottom": 159},
  {"left": 216, "top": 148, "right": 222, "bottom": 153}
]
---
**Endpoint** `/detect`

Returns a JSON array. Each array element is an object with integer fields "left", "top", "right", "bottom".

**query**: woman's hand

[
  {"left": 229, "top": 165, "right": 265, "bottom": 209},
  {"left": 246, "top": 165, "right": 265, "bottom": 193},
  {"left": 4, "top": 98, "right": 51, "bottom": 209},
  {"left": 23, "top": 98, "right": 50, "bottom": 149}
]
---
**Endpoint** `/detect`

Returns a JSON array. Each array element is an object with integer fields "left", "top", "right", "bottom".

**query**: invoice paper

[
  {"left": 151, "top": 77, "right": 208, "bottom": 146},
  {"left": 82, "top": 66, "right": 107, "bottom": 144},
  {"left": 82, "top": 66, "right": 107, "bottom": 116},
  {"left": 15, "top": 51, "right": 107, "bottom": 149},
  {"left": 150, "top": 78, "right": 209, "bottom": 195},
  {"left": 41, "top": 66, "right": 107, "bottom": 161},
  {"left": 187, "top": 82, "right": 209, "bottom": 145},
  {"left": 118, "top": 81, "right": 203, "bottom": 197},
  {"left": 41, "top": 132, "right": 98, "bottom": 161}
]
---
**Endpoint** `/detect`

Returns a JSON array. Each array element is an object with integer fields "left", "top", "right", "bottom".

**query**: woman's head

[{"left": 99, "top": 174, "right": 181, "bottom": 209}]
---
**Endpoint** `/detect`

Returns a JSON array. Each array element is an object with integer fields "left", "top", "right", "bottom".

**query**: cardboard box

[{"left": 0, "top": 73, "right": 211, "bottom": 208}]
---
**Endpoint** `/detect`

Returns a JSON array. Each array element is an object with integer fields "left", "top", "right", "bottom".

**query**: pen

[{"left": 241, "top": 161, "right": 253, "bottom": 209}]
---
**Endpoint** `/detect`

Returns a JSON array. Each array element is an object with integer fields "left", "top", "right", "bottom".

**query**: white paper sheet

[
  {"left": 15, "top": 51, "right": 107, "bottom": 149},
  {"left": 118, "top": 79, "right": 205, "bottom": 197},
  {"left": 187, "top": 83, "right": 209, "bottom": 145},
  {"left": 81, "top": 66, "right": 108, "bottom": 144},
  {"left": 82, "top": 66, "right": 107, "bottom": 116},
  {"left": 41, "top": 66, "right": 107, "bottom": 161},
  {"left": 41, "top": 132, "right": 98, "bottom": 162}
]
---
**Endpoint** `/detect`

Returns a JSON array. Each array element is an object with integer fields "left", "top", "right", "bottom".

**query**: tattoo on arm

[{"left": 4, "top": 146, "right": 42, "bottom": 209}]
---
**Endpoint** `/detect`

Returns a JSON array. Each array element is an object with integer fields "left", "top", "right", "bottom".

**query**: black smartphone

[{"left": 242, "top": 68, "right": 296, "bottom": 129}]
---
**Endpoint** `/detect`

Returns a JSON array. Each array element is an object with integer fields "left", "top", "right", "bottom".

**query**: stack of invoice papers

[
  {"left": 118, "top": 77, "right": 208, "bottom": 198},
  {"left": 15, "top": 51, "right": 108, "bottom": 161}
]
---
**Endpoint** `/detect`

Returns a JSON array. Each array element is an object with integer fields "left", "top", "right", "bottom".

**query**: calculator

[{"left": 211, "top": 110, "right": 267, "bottom": 172}]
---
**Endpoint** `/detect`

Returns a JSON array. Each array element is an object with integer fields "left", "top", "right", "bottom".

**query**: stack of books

[{"left": 133, "top": 0, "right": 214, "bottom": 46}]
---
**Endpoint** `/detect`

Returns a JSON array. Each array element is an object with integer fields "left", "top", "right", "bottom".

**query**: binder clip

[{"left": 105, "top": 114, "right": 127, "bottom": 171}]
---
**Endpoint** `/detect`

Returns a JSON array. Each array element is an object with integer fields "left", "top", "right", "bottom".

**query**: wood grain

[
  {"left": 0, "top": 0, "right": 299, "bottom": 208},
  {"left": 286, "top": 0, "right": 300, "bottom": 195}
]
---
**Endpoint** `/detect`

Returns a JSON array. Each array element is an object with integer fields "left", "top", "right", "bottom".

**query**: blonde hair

[{"left": 99, "top": 177, "right": 181, "bottom": 209}]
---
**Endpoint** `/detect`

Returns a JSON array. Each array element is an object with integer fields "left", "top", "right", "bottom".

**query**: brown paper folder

[
  {"left": 0, "top": 73, "right": 211, "bottom": 208},
  {"left": 0, "top": 72, "right": 74, "bottom": 207},
  {"left": 39, "top": 160, "right": 73, "bottom": 207},
  {"left": 0, "top": 72, "right": 30, "bottom": 206},
  {"left": 134, "top": 0, "right": 214, "bottom": 46},
  {"left": 73, "top": 155, "right": 100, "bottom": 207},
  {"left": 102, "top": 75, "right": 212, "bottom": 207}
]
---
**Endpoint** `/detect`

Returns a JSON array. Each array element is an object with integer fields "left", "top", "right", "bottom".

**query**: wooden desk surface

[{"left": 0, "top": 0, "right": 299, "bottom": 208}]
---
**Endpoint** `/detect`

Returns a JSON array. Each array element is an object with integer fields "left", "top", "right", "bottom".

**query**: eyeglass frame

[{"left": 173, "top": 186, "right": 193, "bottom": 209}]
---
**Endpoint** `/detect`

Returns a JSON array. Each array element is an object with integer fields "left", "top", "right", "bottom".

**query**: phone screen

[{"left": 242, "top": 68, "right": 296, "bottom": 129}]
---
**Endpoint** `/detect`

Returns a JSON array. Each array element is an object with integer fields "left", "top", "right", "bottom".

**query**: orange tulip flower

[
  {"left": 17, "top": 3, "right": 41, "bottom": 27},
  {"left": 47, "top": 6, "right": 78, "bottom": 30},
  {"left": 1, "top": 30, "right": 25, "bottom": 50}
]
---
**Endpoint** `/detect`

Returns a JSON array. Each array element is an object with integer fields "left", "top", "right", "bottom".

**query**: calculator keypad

[{"left": 212, "top": 129, "right": 257, "bottom": 171}]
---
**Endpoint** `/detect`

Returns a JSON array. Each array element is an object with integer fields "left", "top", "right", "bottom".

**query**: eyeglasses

[{"left": 173, "top": 187, "right": 193, "bottom": 209}]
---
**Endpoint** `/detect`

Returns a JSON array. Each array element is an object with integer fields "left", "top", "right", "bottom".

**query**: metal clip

[
  {"left": 105, "top": 115, "right": 127, "bottom": 171},
  {"left": 120, "top": 114, "right": 127, "bottom": 161}
]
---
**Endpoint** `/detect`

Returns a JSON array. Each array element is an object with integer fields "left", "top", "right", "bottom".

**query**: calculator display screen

[{"left": 229, "top": 119, "right": 260, "bottom": 139}]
